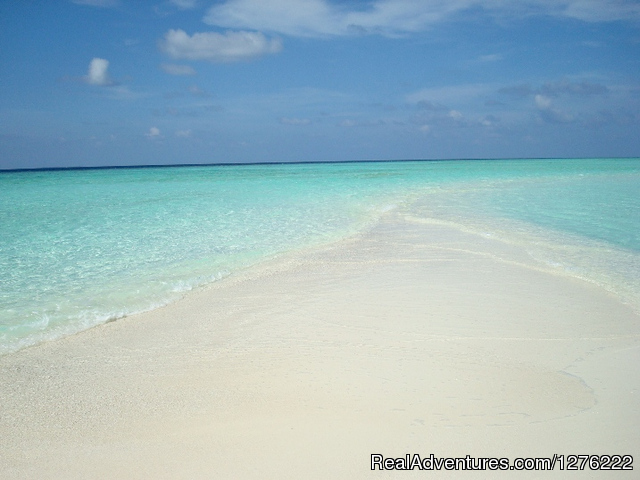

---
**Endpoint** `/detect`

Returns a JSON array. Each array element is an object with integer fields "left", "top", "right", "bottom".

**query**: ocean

[{"left": 1, "top": 158, "right": 638, "bottom": 355}]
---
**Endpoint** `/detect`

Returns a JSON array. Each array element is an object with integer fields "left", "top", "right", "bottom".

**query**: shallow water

[{"left": 1, "top": 158, "right": 638, "bottom": 355}]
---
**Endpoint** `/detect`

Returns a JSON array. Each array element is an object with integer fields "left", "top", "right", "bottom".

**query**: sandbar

[{"left": 1, "top": 208, "right": 638, "bottom": 479}]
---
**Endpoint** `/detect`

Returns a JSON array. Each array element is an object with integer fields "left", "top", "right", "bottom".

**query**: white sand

[{"left": 1, "top": 210, "right": 639, "bottom": 479}]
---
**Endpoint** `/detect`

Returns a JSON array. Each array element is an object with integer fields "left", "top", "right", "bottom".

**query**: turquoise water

[{"left": 1, "top": 158, "right": 638, "bottom": 355}]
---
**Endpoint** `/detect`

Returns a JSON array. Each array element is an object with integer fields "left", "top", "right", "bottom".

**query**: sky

[{"left": 0, "top": 0, "right": 639, "bottom": 169}]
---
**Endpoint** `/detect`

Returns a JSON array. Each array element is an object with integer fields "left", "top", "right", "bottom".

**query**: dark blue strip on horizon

[{"left": 1, "top": 157, "right": 626, "bottom": 174}]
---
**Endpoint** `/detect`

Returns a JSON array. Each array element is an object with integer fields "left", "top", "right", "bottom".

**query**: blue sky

[{"left": 0, "top": 0, "right": 639, "bottom": 169}]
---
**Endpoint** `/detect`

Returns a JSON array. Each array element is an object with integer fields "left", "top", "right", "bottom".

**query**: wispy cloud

[
  {"left": 411, "top": 105, "right": 473, "bottom": 130},
  {"left": 203, "top": 0, "right": 465, "bottom": 37},
  {"left": 159, "top": 29, "right": 282, "bottom": 63},
  {"left": 105, "top": 85, "right": 147, "bottom": 101},
  {"left": 535, "top": 94, "right": 574, "bottom": 123},
  {"left": 160, "top": 63, "right": 197, "bottom": 76},
  {"left": 534, "top": 94, "right": 552, "bottom": 110},
  {"left": 478, "top": 53, "right": 503, "bottom": 62},
  {"left": 337, "top": 118, "right": 386, "bottom": 128},
  {"left": 540, "top": 80, "right": 608, "bottom": 96},
  {"left": 339, "top": 119, "right": 357, "bottom": 127},
  {"left": 406, "top": 84, "right": 493, "bottom": 105},
  {"left": 448, "top": 110, "right": 464, "bottom": 120},
  {"left": 170, "top": 0, "right": 197, "bottom": 9},
  {"left": 203, "top": 0, "right": 640, "bottom": 38},
  {"left": 560, "top": 0, "right": 640, "bottom": 22},
  {"left": 188, "top": 85, "right": 210, "bottom": 97},
  {"left": 499, "top": 79, "right": 609, "bottom": 99},
  {"left": 84, "top": 58, "right": 114, "bottom": 86},
  {"left": 491, "top": 77, "right": 638, "bottom": 129},
  {"left": 145, "top": 127, "right": 162, "bottom": 138}
]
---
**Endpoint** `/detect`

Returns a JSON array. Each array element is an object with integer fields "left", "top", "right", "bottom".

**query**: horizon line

[{"left": 1, "top": 156, "right": 638, "bottom": 174}]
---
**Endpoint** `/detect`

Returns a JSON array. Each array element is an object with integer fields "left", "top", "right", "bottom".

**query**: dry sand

[{"left": 1, "top": 209, "right": 639, "bottom": 479}]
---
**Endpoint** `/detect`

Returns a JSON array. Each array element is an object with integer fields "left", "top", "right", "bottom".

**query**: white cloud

[
  {"left": 146, "top": 127, "right": 162, "bottom": 138},
  {"left": 161, "top": 63, "right": 197, "bottom": 75},
  {"left": 203, "top": 0, "right": 640, "bottom": 38},
  {"left": 534, "top": 95, "right": 574, "bottom": 123},
  {"left": 85, "top": 58, "right": 114, "bottom": 86},
  {"left": 480, "top": 115, "right": 498, "bottom": 126},
  {"left": 204, "top": 0, "right": 462, "bottom": 37},
  {"left": 160, "top": 29, "right": 282, "bottom": 63},
  {"left": 535, "top": 94, "right": 552, "bottom": 109},
  {"left": 176, "top": 129, "right": 192, "bottom": 137}
]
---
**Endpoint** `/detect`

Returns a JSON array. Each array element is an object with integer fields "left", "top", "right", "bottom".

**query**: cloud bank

[
  {"left": 203, "top": 0, "right": 640, "bottom": 37},
  {"left": 160, "top": 29, "right": 282, "bottom": 63},
  {"left": 204, "top": 0, "right": 461, "bottom": 37}
]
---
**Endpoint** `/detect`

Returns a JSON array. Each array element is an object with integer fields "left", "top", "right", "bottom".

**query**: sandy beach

[{"left": 1, "top": 208, "right": 638, "bottom": 479}]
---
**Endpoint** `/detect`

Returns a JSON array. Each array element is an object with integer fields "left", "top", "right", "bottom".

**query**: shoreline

[
  {"left": 0, "top": 202, "right": 389, "bottom": 358},
  {"left": 3, "top": 158, "right": 638, "bottom": 358},
  {"left": 1, "top": 208, "right": 638, "bottom": 478}
]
